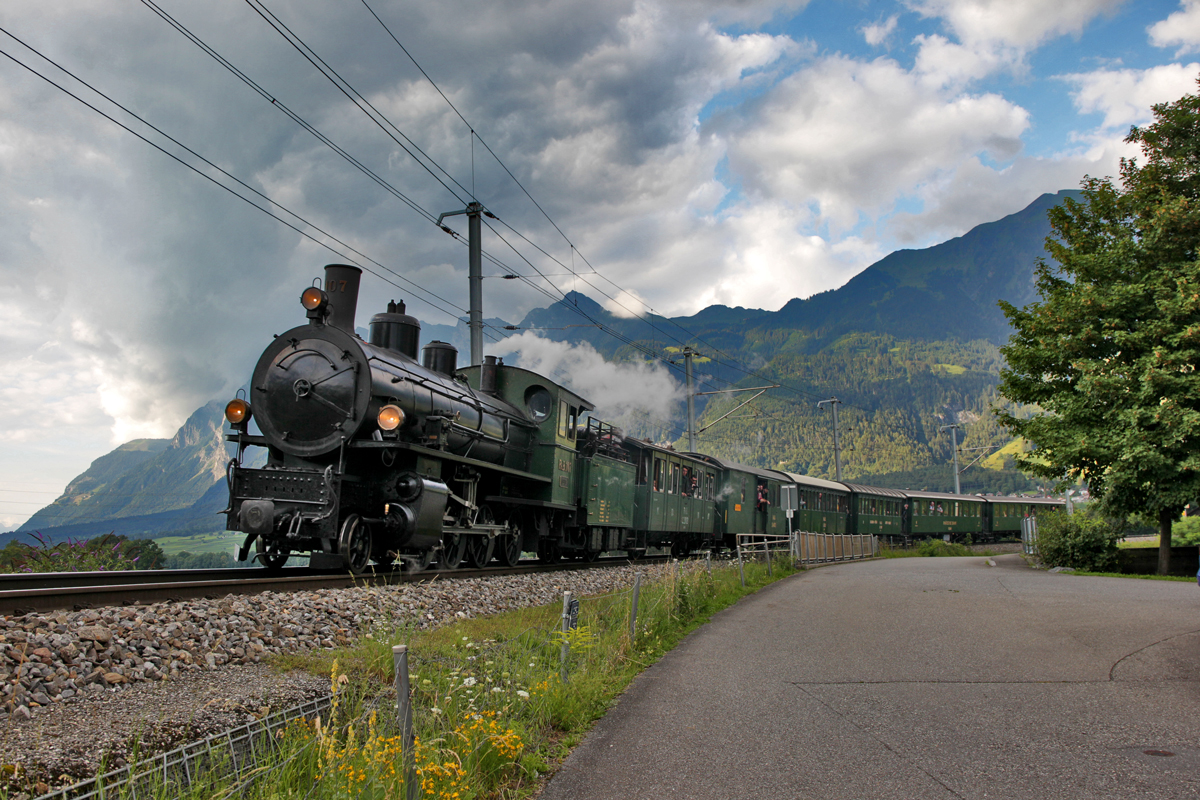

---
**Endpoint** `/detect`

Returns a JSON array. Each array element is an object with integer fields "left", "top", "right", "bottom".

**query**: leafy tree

[{"left": 997, "top": 80, "right": 1200, "bottom": 574}]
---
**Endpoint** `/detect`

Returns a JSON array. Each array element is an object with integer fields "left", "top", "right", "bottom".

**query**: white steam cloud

[{"left": 492, "top": 333, "right": 683, "bottom": 431}]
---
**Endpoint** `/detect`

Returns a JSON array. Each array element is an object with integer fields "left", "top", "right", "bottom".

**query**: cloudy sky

[{"left": 1, "top": 0, "right": 1197, "bottom": 528}]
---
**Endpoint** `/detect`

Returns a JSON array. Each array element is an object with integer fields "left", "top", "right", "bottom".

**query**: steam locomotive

[{"left": 223, "top": 264, "right": 1062, "bottom": 572}]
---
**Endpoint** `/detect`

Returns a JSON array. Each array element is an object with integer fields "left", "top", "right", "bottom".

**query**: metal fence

[
  {"left": 33, "top": 694, "right": 332, "bottom": 800},
  {"left": 734, "top": 532, "right": 877, "bottom": 586},
  {"left": 1021, "top": 516, "right": 1039, "bottom": 556},
  {"left": 792, "top": 531, "right": 878, "bottom": 564}
]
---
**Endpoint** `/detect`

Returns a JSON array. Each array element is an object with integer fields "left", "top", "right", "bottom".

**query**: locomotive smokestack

[{"left": 323, "top": 264, "right": 362, "bottom": 333}]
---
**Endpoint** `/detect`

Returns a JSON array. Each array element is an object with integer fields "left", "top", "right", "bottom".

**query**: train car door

[
  {"left": 651, "top": 456, "right": 667, "bottom": 533},
  {"left": 666, "top": 460, "right": 681, "bottom": 532},
  {"left": 754, "top": 478, "right": 767, "bottom": 534}
]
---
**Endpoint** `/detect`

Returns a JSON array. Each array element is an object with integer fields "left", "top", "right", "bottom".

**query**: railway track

[{"left": 0, "top": 555, "right": 666, "bottom": 615}]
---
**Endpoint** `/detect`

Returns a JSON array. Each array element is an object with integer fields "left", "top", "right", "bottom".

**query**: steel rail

[{"left": 0, "top": 556, "right": 667, "bottom": 616}]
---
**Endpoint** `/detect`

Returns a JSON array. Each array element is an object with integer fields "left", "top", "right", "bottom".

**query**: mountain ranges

[{"left": 5, "top": 190, "right": 1079, "bottom": 541}]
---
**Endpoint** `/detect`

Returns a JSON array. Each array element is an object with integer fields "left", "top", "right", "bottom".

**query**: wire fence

[
  {"left": 28, "top": 552, "right": 866, "bottom": 799},
  {"left": 33, "top": 694, "right": 333, "bottom": 800}
]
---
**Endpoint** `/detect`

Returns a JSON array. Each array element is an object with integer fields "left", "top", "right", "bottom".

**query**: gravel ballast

[{"left": 0, "top": 564, "right": 656, "bottom": 789}]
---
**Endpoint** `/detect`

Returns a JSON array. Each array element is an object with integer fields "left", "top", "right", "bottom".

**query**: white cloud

[
  {"left": 862, "top": 15, "right": 900, "bottom": 47},
  {"left": 907, "top": 0, "right": 1123, "bottom": 87},
  {"left": 1149, "top": 0, "right": 1200, "bottom": 55},
  {"left": 1063, "top": 63, "right": 1200, "bottom": 130},
  {"left": 909, "top": 0, "right": 1124, "bottom": 49},
  {"left": 719, "top": 54, "right": 1029, "bottom": 228}
]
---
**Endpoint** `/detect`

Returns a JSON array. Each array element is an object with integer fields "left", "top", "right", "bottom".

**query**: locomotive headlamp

[
  {"left": 300, "top": 286, "right": 328, "bottom": 311},
  {"left": 378, "top": 404, "right": 405, "bottom": 431},
  {"left": 225, "top": 398, "right": 252, "bottom": 428}
]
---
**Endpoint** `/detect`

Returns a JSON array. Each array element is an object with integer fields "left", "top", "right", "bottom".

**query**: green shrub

[
  {"left": 1034, "top": 511, "right": 1121, "bottom": 571},
  {"left": 916, "top": 539, "right": 972, "bottom": 557},
  {"left": 1171, "top": 515, "right": 1200, "bottom": 546}
]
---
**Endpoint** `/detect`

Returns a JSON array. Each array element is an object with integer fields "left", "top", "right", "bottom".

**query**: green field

[{"left": 153, "top": 531, "right": 242, "bottom": 556}]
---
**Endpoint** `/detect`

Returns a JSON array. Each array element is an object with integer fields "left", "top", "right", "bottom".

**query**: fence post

[
  {"left": 765, "top": 535, "right": 772, "bottom": 577},
  {"left": 705, "top": 551, "right": 711, "bottom": 576},
  {"left": 560, "top": 591, "right": 572, "bottom": 683},
  {"left": 629, "top": 573, "right": 642, "bottom": 642},
  {"left": 393, "top": 645, "right": 417, "bottom": 800},
  {"left": 736, "top": 537, "right": 746, "bottom": 588}
]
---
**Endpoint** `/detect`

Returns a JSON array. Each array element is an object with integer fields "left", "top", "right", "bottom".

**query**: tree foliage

[{"left": 997, "top": 80, "right": 1200, "bottom": 573}]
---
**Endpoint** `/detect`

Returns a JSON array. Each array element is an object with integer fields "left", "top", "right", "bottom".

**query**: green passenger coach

[
  {"left": 782, "top": 472, "right": 849, "bottom": 533},
  {"left": 903, "top": 490, "right": 985, "bottom": 537},
  {"left": 843, "top": 483, "right": 906, "bottom": 538}
]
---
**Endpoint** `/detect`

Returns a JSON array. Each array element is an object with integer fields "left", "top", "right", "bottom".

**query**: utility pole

[
  {"left": 683, "top": 347, "right": 697, "bottom": 452},
  {"left": 817, "top": 397, "right": 843, "bottom": 481},
  {"left": 437, "top": 201, "right": 487, "bottom": 366},
  {"left": 940, "top": 423, "right": 961, "bottom": 494}
]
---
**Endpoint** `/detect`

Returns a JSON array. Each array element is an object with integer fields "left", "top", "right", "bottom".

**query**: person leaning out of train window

[{"left": 756, "top": 484, "right": 768, "bottom": 510}]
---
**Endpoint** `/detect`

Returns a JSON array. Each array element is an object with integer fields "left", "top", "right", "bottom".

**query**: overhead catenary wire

[
  {"left": 352, "top": 0, "right": 859, "bottom": 410},
  {"left": 156, "top": 0, "right": 847, "bottom": 414},
  {"left": 0, "top": 27, "right": 501, "bottom": 336}
]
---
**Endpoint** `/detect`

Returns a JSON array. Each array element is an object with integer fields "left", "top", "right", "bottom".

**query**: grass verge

[
  {"left": 1060, "top": 570, "right": 1195, "bottom": 582},
  {"left": 61, "top": 557, "right": 798, "bottom": 800},
  {"left": 880, "top": 540, "right": 1009, "bottom": 558}
]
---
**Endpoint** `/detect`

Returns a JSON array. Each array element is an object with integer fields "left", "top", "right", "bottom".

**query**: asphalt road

[{"left": 539, "top": 554, "right": 1200, "bottom": 799}]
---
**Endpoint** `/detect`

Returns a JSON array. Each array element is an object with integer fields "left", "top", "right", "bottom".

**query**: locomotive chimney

[{"left": 323, "top": 264, "right": 362, "bottom": 333}]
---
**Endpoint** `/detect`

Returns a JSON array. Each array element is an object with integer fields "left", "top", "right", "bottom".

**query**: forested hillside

[{"left": 685, "top": 334, "right": 1033, "bottom": 489}]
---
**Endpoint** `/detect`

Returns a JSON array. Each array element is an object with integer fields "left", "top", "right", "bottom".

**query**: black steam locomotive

[{"left": 223, "top": 264, "right": 1062, "bottom": 573}]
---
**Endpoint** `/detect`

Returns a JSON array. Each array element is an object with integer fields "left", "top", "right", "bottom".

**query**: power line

[
  {"left": 0, "top": 27, "right": 486, "bottom": 332},
  {"left": 352, "top": 2, "right": 853, "bottom": 410},
  {"left": 245, "top": 0, "right": 473, "bottom": 206}
]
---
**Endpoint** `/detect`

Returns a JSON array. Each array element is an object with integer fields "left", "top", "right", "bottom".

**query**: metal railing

[
  {"left": 733, "top": 532, "right": 878, "bottom": 587},
  {"left": 1021, "top": 517, "right": 1039, "bottom": 556},
  {"left": 792, "top": 531, "right": 878, "bottom": 564}
]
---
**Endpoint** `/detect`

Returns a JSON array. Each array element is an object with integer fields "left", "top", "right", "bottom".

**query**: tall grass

[{"left": 4, "top": 558, "right": 795, "bottom": 800}]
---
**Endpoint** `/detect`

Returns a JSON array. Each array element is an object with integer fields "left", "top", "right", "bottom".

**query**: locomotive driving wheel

[
  {"left": 338, "top": 514, "right": 372, "bottom": 574},
  {"left": 465, "top": 506, "right": 496, "bottom": 568},
  {"left": 441, "top": 531, "right": 468, "bottom": 569},
  {"left": 497, "top": 531, "right": 522, "bottom": 567},
  {"left": 255, "top": 537, "right": 290, "bottom": 572}
]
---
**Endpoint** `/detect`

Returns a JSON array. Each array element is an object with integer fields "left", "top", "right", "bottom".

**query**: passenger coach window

[
  {"left": 654, "top": 458, "right": 664, "bottom": 492},
  {"left": 670, "top": 464, "right": 680, "bottom": 494}
]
